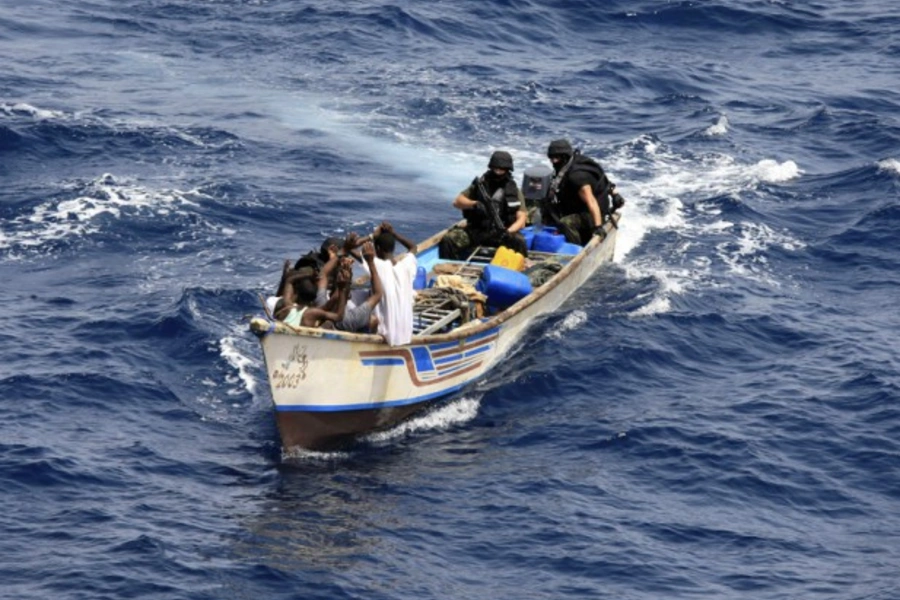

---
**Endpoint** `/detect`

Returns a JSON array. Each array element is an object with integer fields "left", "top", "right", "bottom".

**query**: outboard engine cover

[
  {"left": 521, "top": 165, "right": 553, "bottom": 204},
  {"left": 521, "top": 165, "right": 554, "bottom": 225}
]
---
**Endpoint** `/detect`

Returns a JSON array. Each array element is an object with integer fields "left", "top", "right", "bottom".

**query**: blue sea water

[{"left": 2, "top": 0, "right": 899, "bottom": 598}]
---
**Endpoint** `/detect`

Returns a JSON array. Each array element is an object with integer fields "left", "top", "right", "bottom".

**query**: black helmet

[
  {"left": 547, "top": 139, "right": 573, "bottom": 159},
  {"left": 488, "top": 150, "right": 514, "bottom": 171}
]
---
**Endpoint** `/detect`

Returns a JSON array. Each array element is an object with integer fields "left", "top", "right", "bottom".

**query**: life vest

[{"left": 463, "top": 172, "right": 521, "bottom": 232}]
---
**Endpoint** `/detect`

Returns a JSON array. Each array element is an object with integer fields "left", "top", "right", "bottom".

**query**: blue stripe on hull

[
  {"left": 282, "top": 325, "right": 500, "bottom": 412},
  {"left": 434, "top": 344, "right": 491, "bottom": 365},
  {"left": 275, "top": 381, "right": 469, "bottom": 413},
  {"left": 411, "top": 346, "right": 436, "bottom": 372},
  {"left": 426, "top": 327, "right": 496, "bottom": 351},
  {"left": 361, "top": 358, "right": 406, "bottom": 366}
]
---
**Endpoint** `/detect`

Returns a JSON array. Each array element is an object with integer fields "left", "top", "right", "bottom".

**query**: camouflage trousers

[
  {"left": 439, "top": 226, "right": 529, "bottom": 260},
  {"left": 553, "top": 212, "right": 595, "bottom": 246}
]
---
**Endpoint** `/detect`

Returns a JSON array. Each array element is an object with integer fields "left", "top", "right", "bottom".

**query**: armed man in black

[
  {"left": 439, "top": 150, "right": 529, "bottom": 260},
  {"left": 543, "top": 139, "right": 625, "bottom": 246}
]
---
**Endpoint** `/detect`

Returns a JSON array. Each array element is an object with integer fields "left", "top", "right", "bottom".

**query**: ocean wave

[
  {"left": 0, "top": 173, "right": 222, "bottom": 257},
  {"left": 3, "top": 0, "right": 900, "bottom": 598},
  {"left": 0, "top": 102, "right": 66, "bottom": 121}
]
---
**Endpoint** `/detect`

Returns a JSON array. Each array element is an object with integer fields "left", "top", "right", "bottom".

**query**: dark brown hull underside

[{"left": 276, "top": 402, "right": 434, "bottom": 451}]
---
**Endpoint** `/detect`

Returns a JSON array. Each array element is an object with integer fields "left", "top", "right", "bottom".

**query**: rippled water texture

[{"left": 1, "top": 1, "right": 899, "bottom": 598}]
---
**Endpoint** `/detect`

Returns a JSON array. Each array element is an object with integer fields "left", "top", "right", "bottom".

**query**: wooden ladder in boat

[
  {"left": 465, "top": 246, "right": 496, "bottom": 265},
  {"left": 412, "top": 246, "right": 509, "bottom": 335},
  {"left": 412, "top": 294, "right": 462, "bottom": 336}
]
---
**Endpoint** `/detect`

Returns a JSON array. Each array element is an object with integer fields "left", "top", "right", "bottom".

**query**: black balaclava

[{"left": 547, "top": 139, "right": 573, "bottom": 173}]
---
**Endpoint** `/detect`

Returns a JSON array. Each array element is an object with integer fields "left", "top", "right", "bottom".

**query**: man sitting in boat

[
  {"left": 367, "top": 221, "right": 418, "bottom": 346},
  {"left": 315, "top": 236, "right": 384, "bottom": 333},
  {"left": 543, "top": 139, "right": 625, "bottom": 246},
  {"left": 438, "top": 150, "right": 529, "bottom": 260},
  {"left": 273, "top": 259, "right": 352, "bottom": 329}
]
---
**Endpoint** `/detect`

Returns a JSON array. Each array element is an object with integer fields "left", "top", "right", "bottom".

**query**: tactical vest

[
  {"left": 556, "top": 154, "right": 613, "bottom": 219},
  {"left": 463, "top": 172, "right": 521, "bottom": 232}
]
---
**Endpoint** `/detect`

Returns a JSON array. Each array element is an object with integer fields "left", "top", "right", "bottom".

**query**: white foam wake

[
  {"left": 280, "top": 397, "right": 482, "bottom": 460},
  {"left": 362, "top": 396, "right": 481, "bottom": 444},
  {"left": 599, "top": 136, "right": 804, "bottom": 315}
]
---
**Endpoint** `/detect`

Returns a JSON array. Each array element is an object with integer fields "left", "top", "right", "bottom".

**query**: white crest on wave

[
  {"left": 219, "top": 334, "right": 259, "bottom": 397},
  {"left": 704, "top": 115, "right": 730, "bottom": 137},
  {"left": 877, "top": 158, "right": 900, "bottom": 175},
  {"left": 751, "top": 158, "right": 801, "bottom": 183},
  {"left": 0, "top": 102, "right": 65, "bottom": 120},
  {"left": 547, "top": 309, "right": 587, "bottom": 338},
  {"left": 716, "top": 221, "right": 805, "bottom": 285},
  {"left": 0, "top": 173, "right": 210, "bottom": 252},
  {"left": 632, "top": 294, "right": 671, "bottom": 317},
  {"left": 195, "top": 324, "right": 264, "bottom": 423}
]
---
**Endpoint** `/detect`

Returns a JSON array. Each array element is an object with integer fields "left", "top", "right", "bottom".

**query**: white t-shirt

[
  {"left": 366, "top": 253, "right": 418, "bottom": 346},
  {"left": 265, "top": 295, "right": 280, "bottom": 317}
]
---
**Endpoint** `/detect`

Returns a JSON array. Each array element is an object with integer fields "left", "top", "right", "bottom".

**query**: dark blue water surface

[{"left": 2, "top": 1, "right": 899, "bottom": 598}]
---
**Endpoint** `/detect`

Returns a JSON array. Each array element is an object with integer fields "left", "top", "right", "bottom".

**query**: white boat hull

[{"left": 251, "top": 220, "right": 618, "bottom": 449}]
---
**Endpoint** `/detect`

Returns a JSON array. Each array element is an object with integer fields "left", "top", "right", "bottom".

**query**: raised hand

[
  {"left": 335, "top": 260, "right": 353, "bottom": 287},
  {"left": 343, "top": 232, "right": 359, "bottom": 252},
  {"left": 359, "top": 240, "right": 374, "bottom": 260}
]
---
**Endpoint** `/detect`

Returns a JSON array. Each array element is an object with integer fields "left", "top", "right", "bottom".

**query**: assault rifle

[
  {"left": 544, "top": 154, "right": 575, "bottom": 225},
  {"left": 475, "top": 177, "right": 509, "bottom": 234}
]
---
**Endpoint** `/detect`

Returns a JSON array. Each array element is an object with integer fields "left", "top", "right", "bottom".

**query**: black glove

[
  {"left": 593, "top": 225, "right": 607, "bottom": 239},
  {"left": 472, "top": 202, "right": 489, "bottom": 218},
  {"left": 611, "top": 192, "right": 625, "bottom": 211}
]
